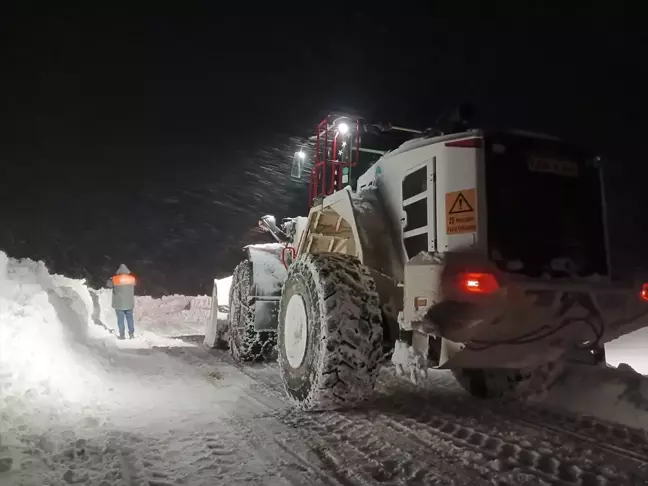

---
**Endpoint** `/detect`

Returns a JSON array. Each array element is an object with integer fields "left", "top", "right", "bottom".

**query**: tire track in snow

[
  {"left": 501, "top": 406, "right": 648, "bottom": 480},
  {"left": 374, "top": 390, "right": 648, "bottom": 484},
  {"left": 154, "top": 346, "right": 648, "bottom": 485},
  {"left": 380, "top": 368, "right": 648, "bottom": 483},
  {"left": 286, "top": 366, "right": 648, "bottom": 484},
  {"left": 195, "top": 356, "right": 361, "bottom": 485},
  {"left": 280, "top": 408, "right": 488, "bottom": 485},
  {"left": 160, "top": 347, "right": 480, "bottom": 484},
  {"left": 224, "top": 411, "right": 348, "bottom": 485},
  {"left": 145, "top": 344, "right": 330, "bottom": 484},
  {"left": 282, "top": 411, "right": 425, "bottom": 485},
  {"left": 510, "top": 404, "right": 648, "bottom": 462},
  {"left": 52, "top": 429, "right": 164, "bottom": 486},
  {"left": 376, "top": 406, "right": 597, "bottom": 485},
  {"left": 148, "top": 425, "right": 288, "bottom": 485},
  {"left": 280, "top": 401, "right": 611, "bottom": 486},
  {"left": 217, "top": 358, "right": 446, "bottom": 484},
  {"left": 232, "top": 361, "right": 508, "bottom": 484},
  {"left": 240, "top": 362, "right": 605, "bottom": 484}
]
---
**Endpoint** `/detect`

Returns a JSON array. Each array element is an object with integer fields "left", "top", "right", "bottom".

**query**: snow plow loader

[{"left": 210, "top": 111, "right": 648, "bottom": 411}]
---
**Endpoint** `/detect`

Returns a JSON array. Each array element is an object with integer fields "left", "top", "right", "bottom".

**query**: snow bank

[
  {"left": 0, "top": 251, "right": 246, "bottom": 482},
  {"left": 0, "top": 251, "right": 109, "bottom": 404},
  {"left": 0, "top": 251, "right": 117, "bottom": 477},
  {"left": 134, "top": 294, "right": 210, "bottom": 336},
  {"left": 606, "top": 328, "right": 648, "bottom": 375},
  {"left": 0, "top": 251, "right": 195, "bottom": 423},
  {"left": 541, "top": 362, "right": 648, "bottom": 431},
  {"left": 95, "top": 289, "right": 211, "bottom": 340}
]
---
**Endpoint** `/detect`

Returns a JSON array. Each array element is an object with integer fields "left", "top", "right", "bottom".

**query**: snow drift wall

[
  {"left": 0, "top": 251, "right": 242, "bottom": 481},
  {"left": 542, "top": 363, "right": 648, "bottom": 431},
  {"left": 606, "top": 328, "right": 648, "bottom": 375},
  {"left": 0, "top": 252, "right": 104, "bottom": 481},
  {"left": 0, "top": 251, "right": 107, "bottom": 405},
  {"left": 94, "top": 289, "right": 211, "bottom": 338}
]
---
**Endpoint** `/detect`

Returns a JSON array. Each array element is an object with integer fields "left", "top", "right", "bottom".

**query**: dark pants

[{"left": 116, "top": 309, "right": 135, "bottom": 337}]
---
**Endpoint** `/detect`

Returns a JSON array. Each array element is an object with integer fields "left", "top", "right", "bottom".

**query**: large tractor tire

[
  {"left": 452, "top": 360, "right": 565, "bottom": 400},
  {"left": 277, "top": 253, "right": 384, "bottom": 411},
  {"left": 228, "top": 260, "right": 277, "bottom": 362}
]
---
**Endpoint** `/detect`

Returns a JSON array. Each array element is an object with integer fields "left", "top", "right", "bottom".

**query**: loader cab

[{"left": 300, "top": 114, "right": 419, "bottom": 207}]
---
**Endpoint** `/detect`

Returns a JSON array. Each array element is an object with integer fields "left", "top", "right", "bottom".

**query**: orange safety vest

[{"left": 112, "top": 274, "right": 136, "bottom": 286}]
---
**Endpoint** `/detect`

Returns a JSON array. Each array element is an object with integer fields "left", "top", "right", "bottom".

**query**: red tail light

[
  {"left": 641, "top": 283, "right": 648, "bottom": 302},
  {"left": 457, "top": 272, "right": 499, "bottom": 294},
  {"left": 445, "top": 138, "right": 483, "bottom": 148}
]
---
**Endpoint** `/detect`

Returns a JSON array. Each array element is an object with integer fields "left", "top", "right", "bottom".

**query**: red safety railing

[
  {"left": 308, "top": 116, "right": 360, "bottom": 207},
  {"left": 281, "top": 244, "right": 296, "bottom": 270}
]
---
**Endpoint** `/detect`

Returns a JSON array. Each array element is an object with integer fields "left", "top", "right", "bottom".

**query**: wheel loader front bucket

[{"left": 204, "top": 275, "right": 233, "bottom": 349}]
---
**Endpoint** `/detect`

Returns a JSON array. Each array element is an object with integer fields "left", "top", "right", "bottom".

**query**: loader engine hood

[{"left": 484, "top": 132, "right": 608, "bottom": 279}]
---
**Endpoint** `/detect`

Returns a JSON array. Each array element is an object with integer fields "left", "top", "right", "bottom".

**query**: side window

[
  {"left": 404, "top": 233, "right": 428, "bottom": 259},
  {"left": 402, "top": 164, "right": 430, "bottom": 259},
  {"left": 402, "top": 166, "right": 427, "bottom": 200},
  {"left": 403, "top": 199, "right": 427, "bottom": 232}
]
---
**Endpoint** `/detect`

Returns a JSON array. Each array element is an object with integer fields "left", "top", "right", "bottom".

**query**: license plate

[{"left": 528, "top": 155, "right": 579, "bottom": 177}]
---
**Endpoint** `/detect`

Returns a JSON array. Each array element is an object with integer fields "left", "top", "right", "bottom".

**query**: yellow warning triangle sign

[{"left": 448, "top": 192, "right": 474, "bottom": 214}]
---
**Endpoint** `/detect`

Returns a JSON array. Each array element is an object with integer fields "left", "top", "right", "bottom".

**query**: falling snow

[
  {"left": 0, "top": 136, "right": 311, "bottom": 298},
  {"left": 3, "top": 251, "right": 648, "bottom": 485}
]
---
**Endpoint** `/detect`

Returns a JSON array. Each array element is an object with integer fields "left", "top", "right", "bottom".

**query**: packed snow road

[
  {"left": 145, "top": 344, "right": 648, "bottom": 486},
  {"left": 11, "top": 341, "right": 648, "bottom": 486},
  {"left": 2, "top": 252, "right": 648, "bottom": 486}
]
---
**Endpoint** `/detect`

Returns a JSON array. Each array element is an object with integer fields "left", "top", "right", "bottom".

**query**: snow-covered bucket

[{"left": 204, "top": 275, "right": 232, "bottom": 348}]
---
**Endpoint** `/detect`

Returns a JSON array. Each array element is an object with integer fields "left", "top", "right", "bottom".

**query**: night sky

[{"left": 2, "top": 12, "right": 647, "bottom": 296}]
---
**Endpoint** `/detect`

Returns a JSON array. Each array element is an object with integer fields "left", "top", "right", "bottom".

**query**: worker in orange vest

[{"left": 106, "top": 264, "right": 137, "bottom": 339}]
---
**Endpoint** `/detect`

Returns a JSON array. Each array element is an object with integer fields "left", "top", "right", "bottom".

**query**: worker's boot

[
  {"left": 129, "top": 332, "right": 134, "bottom": 339},
  {"left": 117, "top": 335, "right": 125, "bottom": 340}
]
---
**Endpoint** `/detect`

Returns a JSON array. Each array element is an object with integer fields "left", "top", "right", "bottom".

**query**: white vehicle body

[
  {"left": 206, "top": 217, "right": 308, "bottom": 350},
  {"left": 294, "top": 128, "right": 648, "bottom": 371},
  {"left": 218, "top": 113, "right": 648, "bottom": 409}
]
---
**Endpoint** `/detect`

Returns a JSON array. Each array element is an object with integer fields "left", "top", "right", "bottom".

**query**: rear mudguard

[
  {"left": 435, "top": 279, "right": 648, "bottom": 369},
  {"left": 245, "top": 243, "right": 288, "bottom": 332}
]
